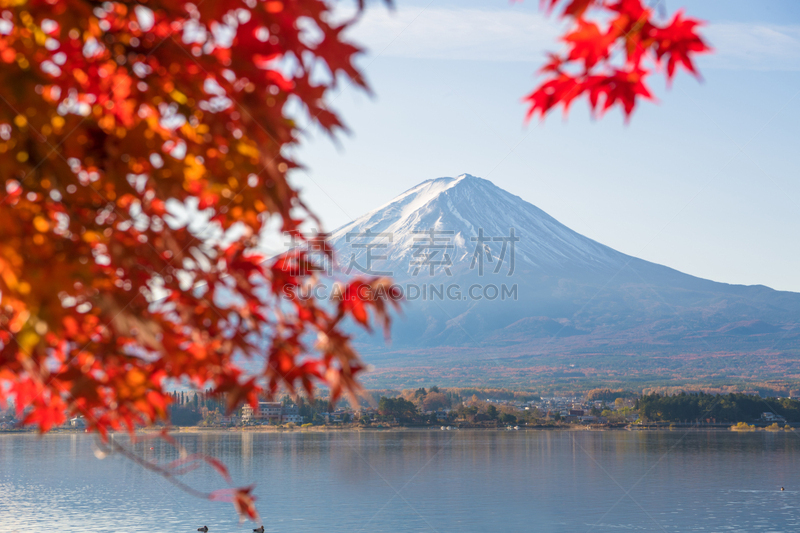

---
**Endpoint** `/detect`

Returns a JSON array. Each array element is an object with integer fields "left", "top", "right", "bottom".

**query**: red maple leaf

[
  {"left": 564, "top": 20, "right": 615, "bottom": 69},
  {"left": 586, "top": 67, "right": 654, "bottom": 119},
  {"left": 524, "top": 74, "right": 584, "bottom": 121},
  {"left": 653, "top": 10, "right": 712, "bottom": 82}
]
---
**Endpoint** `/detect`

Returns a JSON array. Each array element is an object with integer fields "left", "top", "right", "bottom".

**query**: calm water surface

[{"left": 1, "top": 430, "right": 799, "bottom": 532}]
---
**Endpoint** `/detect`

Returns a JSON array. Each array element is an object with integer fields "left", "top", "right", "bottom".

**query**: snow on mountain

[
  {"left": 324, "top": 174, "right": 800, "bottom": 375},
  {"left": 329, "top": 174, "right": 627, "bottom": 279}
]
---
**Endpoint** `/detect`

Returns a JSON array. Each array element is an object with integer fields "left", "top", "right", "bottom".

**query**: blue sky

[{"left": 288, "top": 0, "right": 800, "bottom": 292}]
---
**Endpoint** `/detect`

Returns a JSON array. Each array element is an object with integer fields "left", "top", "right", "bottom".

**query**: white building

[
  {"left": 242, "top": 402, "right": 282, "bottom": 422},
  {"left": 761, "top": 412, "right": 786, "bottom": 424},
  {"left": 242, "top": 402, "right": 303, "bottom": 424}
]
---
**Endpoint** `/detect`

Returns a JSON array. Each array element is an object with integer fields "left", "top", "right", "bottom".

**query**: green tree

[
  {"left": 378, "top": 397, "right": 418, "bottom": 423},
  {"left": 500, "top": 413, "right": 517, "bottom": 425}
]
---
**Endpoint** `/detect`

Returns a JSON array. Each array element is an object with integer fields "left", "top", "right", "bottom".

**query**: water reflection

[{"left": 0, "top": 430, "right": 798, "bottom": 532}]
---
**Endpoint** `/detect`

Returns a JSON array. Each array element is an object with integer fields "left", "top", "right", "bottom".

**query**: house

[
  {"left": 761, "top": 412, "right": 786, "bottom": 424},
  {"left": 219, "top": 415, "right": 238, "bottom": 425},
  {"left": 322, "top": 409, "right": 348, "bottom": 423},
  {"left": 242, "top": 402, "right": 283, "bottom": 423},
  {"left": 281, "top": 404, "right": 303, "bottom": 424}
]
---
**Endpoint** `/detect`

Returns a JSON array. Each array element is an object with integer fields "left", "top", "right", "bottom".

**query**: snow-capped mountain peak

[{"left": 329, "top": 174, "right": 626, "bottom": 279}]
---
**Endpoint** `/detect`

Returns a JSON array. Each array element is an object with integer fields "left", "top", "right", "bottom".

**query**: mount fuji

[{"left": 327, "top": 174, "right": 800, "bottom": 389}]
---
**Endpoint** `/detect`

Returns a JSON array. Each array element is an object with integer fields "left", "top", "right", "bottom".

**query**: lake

[{"left": 1, "top": 429, "right": 799, "bottom": 532}]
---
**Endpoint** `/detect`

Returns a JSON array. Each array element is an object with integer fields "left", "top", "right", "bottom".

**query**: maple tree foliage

[
  {"left": 526, "top": 0, "right": 710, "bottom": 120},
  {"left": 0, "top": 0, "right": 399, "bottom": 513}
]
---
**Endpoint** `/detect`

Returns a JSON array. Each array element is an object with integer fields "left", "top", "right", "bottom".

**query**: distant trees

[
  {"left": 378, "top": 397, "right": 418, "bottom": 423},
  {"left": 168, "top": 405, "right": 202, "bottom": 427},
  {"left": 455, "top": 389, "right": 537, "bottom": 403},
  {"left": 165, "top": 390, "right": 231, "bottom": 426},
  {"left": 296, "top": 397, "right": 329, "bottom": 425},
  {"left": 638, "top": 393, "right": 800, "bottom": 423},
  {"left": 586, "top": 389, "right": 636, "bottom": 402},
  {"left": 398, "top": 386, "right": 454, "bottom": 413},
  {"left": 421, "top": 392, "right": 450, "bottom": 412},
  {"left": 499, "top": 413, "right": 517, "bottom": 425},
  {"left": 458, "top": 405, "right": 479, "bottom": 420},
  {"left": 601, "top": 406, "right": 636, "bottom": 424}
]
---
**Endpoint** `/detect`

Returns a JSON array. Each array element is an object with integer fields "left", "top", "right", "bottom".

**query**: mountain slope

[
  {"left": 331, "top": 174, "right": 628, "bottom": 276},
  {"left": 326, "top": 174, "right": 800, "bottom": 387}
]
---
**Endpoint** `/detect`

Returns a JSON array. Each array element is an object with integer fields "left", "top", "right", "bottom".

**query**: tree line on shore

[
  {"left": 54, "top": 388, "right": 800, "bottom": 429},
  {"left": 637, "top": 392, "right": 800, "bottom": 423}
]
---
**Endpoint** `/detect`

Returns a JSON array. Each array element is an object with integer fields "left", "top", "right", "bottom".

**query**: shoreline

[{"left": 2, "top": 424, "right": 795, "bottom": 435}]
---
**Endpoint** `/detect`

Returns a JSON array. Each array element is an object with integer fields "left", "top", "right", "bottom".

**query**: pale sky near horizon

[{"left": 286, "top": 0, "right": 800, "bottom": 292}]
